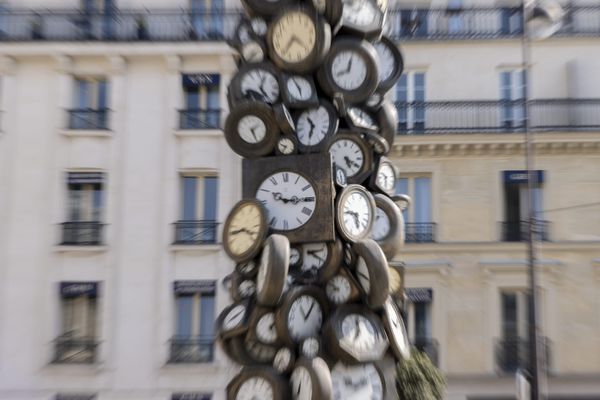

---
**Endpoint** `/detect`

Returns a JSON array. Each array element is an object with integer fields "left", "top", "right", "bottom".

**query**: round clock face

[
  {"left": 287, "top": 76, "right": 313, "bottom": 101},
  {"left": 302, "top": 337, "right": 320, "bottom": 358},
  {"left": 240, "top": 68, "right": 280, "bottom": 103},
  {"left": 277, "top": 137, "right": 296, "bottom": 155},
  {"left": 255, "top": 171, "right": 316, "bottom": 231},
  {"left": 237, "top": 260, "right": 258, "bottom": 276},
  {"left": 242, "top": 40, "right": 264, "bottom": 63},
  {"left": 288, "top": 295, "right": 323, "bottom": 341},
  {"left": 274, "top": 347, "right": 293, "bottom": 373},
  {"left": 331, "top": 50, "right": 367, "bottom": 90},
  {"left": 251, "top": 17, "right": 268, "bottom": 36},
  {"left": 296, "top": 105, "right": 334, "bottom": 147},
  {"left": 373, "top": 40, "right": 395, "bottom": 83},
  {"left": 355, "top": 257, "right": 371, "bottom": 293},
  {"left": 326, "top": 275, "right": 351, "bottom": 304},
  {"left": 347, "top": 106, "right": 378, "bottom": 131},
  {"left": 236, "top": 377, "right": 274, "bottom": 400},
  {"left": 384, "top": 299, "right": 410, "bottom": 360},
  {"left": 223, "top": 304, "right": 247, "bottom": 331},
  {"left": 239, "top": 279, "right": 256, "bottom": 298},
  {"left": 256, "top": 312, "right": 278, "bottom": 344},
  {"left": 376, "top": 162, "right": 395, "bottom": 193},
  {"left": 341, "top": 313, "right": 380, "bottom": 351},
  {"left": 271, "top": 11, "right": 316, "bottom": 63},
  {"left": 290, "top": 247, "right": 301, "bottom": 266},
  {"left": 291, "top": 366, "right": 313, "bottom": 400},
  {"left": 301, "top": 242, "right": 328, "bottom": 274},
  {"left": 331, "top": 363, "right": 383, "bottom": 400},
  {"left": 329, "top": 138, "right": 365, "bottom": 180},
  {"left": 238, "top": 115, "right": 266, "bottom": 144},
  {"left": 225, "top": 201, "right": 265, "bottom": 259},
  {"left": 371, "top": 207, "right": 390, "bottom": 241},
  {"left": 341, "top": 190, "right": 373, "bottom": 238},
  {"left": 342, "top": 0, "right": 379, "bottom": 27}
]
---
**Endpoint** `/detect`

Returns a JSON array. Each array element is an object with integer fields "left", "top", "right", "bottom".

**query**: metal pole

[{"left": 521, "top": 2, "right": 541, "bottom": 399}]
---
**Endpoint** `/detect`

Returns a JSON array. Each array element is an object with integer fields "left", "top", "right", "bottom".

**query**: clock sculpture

[{"left": 219, "top": 0, "right": 412, "bottom": 398}]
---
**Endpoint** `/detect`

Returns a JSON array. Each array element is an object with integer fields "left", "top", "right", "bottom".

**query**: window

[
  {"left": 501, "top": 7, "right": 523, "bottom": 35},
  {"left": 447, "top": 0, "right": 463, "bottom": 34},
  {"left": 54, "top": 282, "right": 99, "bottom": 364},
  {"left": 395, "top": 72, "right": 426, "bottom": 133},
  {"left": 79, "top": 0, "right": 116, "bottom": 39},
  {"left": 190, "top": 0, "right": 224, "bottom": 39},
  {"left": 62, "top": 172, "right": 104, "bottom": 245},
  {"left": 71, "top": 77, "right": 109, "bottom": 129},
  {"left": 175, "top": 175, "right": 219, "bottom": 244},
  {"left": 393, "top": 8, "right": 428, "bottom": 37},
  {"left": 405, "top": 288, "right": 437, "bottom": 365},
  {"left": 499, "top": 70, "right": 525, "bottom": 129},
  {"left": 172, "top": 393, "right": 212, "bottom": 400},
  {"left": 502, "top": 170, "right": 546, "bottom": 242},
  {"left": 395, "top": 175, "right": 434, "bottom": 242},
  {"left": 170, "top": 281, "right": 216, "bottom": 363},
  {"left": 497, "top": 289, "right": 530, "bottom": 373},
  {"left": 181, "top": 74, "right": 221, "bottom": 129}
]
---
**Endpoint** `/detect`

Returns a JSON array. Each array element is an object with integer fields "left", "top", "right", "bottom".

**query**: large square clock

[{"left": 243, "top": 153, "right": 335, "bottom": 243}]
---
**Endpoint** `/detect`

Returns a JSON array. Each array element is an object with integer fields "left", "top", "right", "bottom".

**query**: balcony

[
  {"left": 412, "top": 337, "right": 439, "bottom": 366},
  {"left": 395, "top": 99, "right": 600, "bottom": 135},
  {"left": 494, "top": 336, "right": 551, "bottom": 374},
  {"left": 168, "top": 335, "right": 214, "bottom": 363},
  {"left": 178, "top": 109, "right": 221, "bottom": 130},
  {"left": 173, "top": 220, "right": 219, "bottom": 245},
  {"left": 0, "top": 9, "right": 239, "bottom": 42},
  {"left": 68, "top": 108, "right": 110, "bottom": 130},
  {"left": 500, "top": 220, "right": 550, "bottom": 242},
  {"left": 405, "top": 223, "right": 436, "bottom": 243},
  {"left": 53, "top": 334, "right": 98, "bottom": 364},
  {"left": 387, "top": 5, "right": 600, "bottom": 40},
  {"left": 60, "top": 221, "right": 104, "bottom": 246}
]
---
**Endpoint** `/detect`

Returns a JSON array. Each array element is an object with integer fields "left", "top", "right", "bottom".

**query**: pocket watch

[
  {"left": 280, "top": 73, "right": 319, "bottom": 109},
  {"left": 344, "top": 106, "right": 379, "bottom": 133},
  {"left": 369, "top": 193, "right": 404, "bottom": 259},
  {"left": 377, "top": 100, "right": 398, "bottom": 149},
  {"left": 248, "top": 307, "right": 280, "bottom": 346},
  {"left": 224, "top": 101, "right": 280, "bottom": 159},
  {"left": 335, "top": 185, "right": 376, "bottom": 243},
  {"left": 256, "top": 234, "right": 290, "bottom": 306},
  {"left": 290, "top": 357, "right": 333, "bottom": 400},
  {"left": 295, "top": 239, "right": 343, "bottom": 283},
  {"left": 370, "top": 157, "right": 397, "bottom": 196},
  {"left": 267, "top": 7, "right": 332, "bottom": 74},
  {"left": 275, "top": 134, "right": 299, "bottom": 156},
  {"left": 223, "top": 199, "right": 268, "bottom": 263},
  {"left": 295, "top": 100, "right": 339, "bottom": 153},
  {"left": 324, "top": 304, "right": 389, "bottom": 364},
  {"left": 328, "top": 131, "right": 373, "bottom": 184},
  {"left": 372, "top": 35, "right": 403, "bottom": 91},
  {"left": 317, "top": 37, "right": 379, "bottom": 104},
  {"left": 216, "top": 300, "right": 253, "bottom": 339},
  {"left": 325, "top": 265, "right": 361, "bottom": 305},
  {"left": 381, "top": 297, "right": 410, "bottom": 360},
  {"left": 230, "top": 62, "right": 280, "bottom": 105},
  {"left": 273, "top": 103, "right": 296, "bottom": 136},
  {"left": 352, "top": 239, "right": 390, "bottom": 308},
  {"left": 334, "top": 0, "right": 385, "bottom": 39},
  {"left": 243, "top": 154, "right": 335, "bottom": 243},
  {"left": 227, "top": 367, "right": 289, "bottom": 400},
  {"left": 273, "top": 347, "right": 296, "bottom": 374},
  {"left": 275, "top": 286, "right": 330, "bottom": 346}
]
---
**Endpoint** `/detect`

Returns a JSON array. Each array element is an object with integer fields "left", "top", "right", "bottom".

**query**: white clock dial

[
  {"left": 374, "top": 41, "right": 395, "bottom": 83},
  {"left": 342, "top": 192, "right": 372, "bottom": 237},
  {"left": 277, "top": 137, "right": 295, "bottom": 154},
  {"left": 329, "top": 139, "right": 364, "bottom": 178},
  {"left": 256, "top": 312, "right": 277, "bottom": 344},
  {"left": 384, "top": 299, "right": 410, "bottom": 359},
  {"left": 236, "top": 377, "right": 274, "bottom": 400},
  {"left": 291, "top": 366, "right": 313, "bottom": 400},
  {"left": 238, "top": 115, "right": 266, "bottom": 144},
  {"left": 242, "top": 41, "right": 264, "bottom": 63},
  {"left": 331, "top": 51, "right": 367, "bottom": 90},
  {"left": 287, "top": 76, "right": 312, "bottom": 101},
  {"left": 238, "top": 260, "right": 257, "bottom": 276},
  {"left": 301, "top": 242, "right": 328, "bottom": 274},
  {"left": 256, "top": 171, "right": 316, "bottom": 231},
  {"left": 251, "top": 17, "right": 268, "bottom": 36},
  {"left": 370, "top": 207, "right": 390, "bottom": 241},
  {"left": 239, "top": 280, "right": 256, "bottom": 297},
  {"left": 332, "top": 363, "right": 383, "bottom": 400},
  {"left": 287, "top": 295, "right": 323, "bottom": 341},
  {"left": 326, "top": 275, "right": 352, "bottom": 304},
  {"left": 376, "top": 163, "right": 395, "bottom": 192},
  {"left": 241, "top": 69, "right": 280, "bottom": 103},
  {"left": 355, "top": 257, "right": 370, "bottom": 293},
  {"left": 348, "top": 107, "right": 377, "bottom": 130},
  {"left": 223, "top": 304, "right": 246, "bottom": 330},
  {"left": 290, "top": 247, "right": 301, "bottom": 265},
  {"left": 302, "top": 337, "right": 320, "bottom": 358},
  {"left": 274, "top": 347, "right": 292, "bottom": 373},
  {"left": 297, "top": 106, "right": 332, "bottom": 146},
  {"left": 341, "top": 314, "right": 378, "bottom": 352},
  {"left": 342, "top": 0, "right": 378, "bottom": 27}
]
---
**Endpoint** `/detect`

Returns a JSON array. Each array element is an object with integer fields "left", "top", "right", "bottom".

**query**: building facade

[{"left": 0, "top": 1, "right": 599, "bottom": 400}]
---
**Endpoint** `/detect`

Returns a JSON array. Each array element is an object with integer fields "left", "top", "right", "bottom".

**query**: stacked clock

[{"left": 219, "top": 0, "right": 413, "bottom": 398}]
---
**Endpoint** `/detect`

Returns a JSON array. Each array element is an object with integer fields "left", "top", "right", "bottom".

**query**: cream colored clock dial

[
  {"left": 227, "top": 203, "right": 263, "bottom": 256},
  {"left": 272, "top": 12, "right": 316, "bottom": 63}
]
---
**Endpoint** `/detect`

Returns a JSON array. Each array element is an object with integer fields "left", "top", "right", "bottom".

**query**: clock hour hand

[
  {"left": 344, "top": 210, "right": 360, "bottom": 229},
  {"left": 306, "top": 249, "right": 325, "bottom": 262},
  {"left": 343, "top": 156, "right": 360, "bottom": 169},
  {"left": 272, "top": 192, "right": 291, "bottom": 203},
  {"left": 293, "top": 78, "right": 303, "bottom": 95},
  {"left": 230, "top": 227, "right": 254, "bottom": 235},
  {"left": 307, "top": 117, "right": 315, "bottom": 138}
]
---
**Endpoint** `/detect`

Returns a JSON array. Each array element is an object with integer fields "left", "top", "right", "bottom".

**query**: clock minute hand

[
  {"left": 343, "top": 156, "right": 360, "bottom": 169},
  {"left": 272, "top": 192, "right": 291, "bottom": 203}
]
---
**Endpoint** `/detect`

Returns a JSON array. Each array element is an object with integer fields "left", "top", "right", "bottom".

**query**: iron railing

[
  {"left": 387, "top": 5, "right": 600, "bottom": 40},
  {"left": 395, "top": 99, "right": 600, "bottom": 135},
  {"left": 178, "top": 109, "right": 221, "bottom": 130},
  {"left": 53, "top": 335, "right": 98, "bottom": 364},
  {"left": 494, "top": 336, "right": 551, "bottom": 374},
  {"left": 0, "top": 9, "right": 240, "bottom": 41},
  {"left": 173, "top": 220, "right": 219, "bottom": 244},
  {"left": 405, "top": 223, "right": 436, "bottom": 243},
  {"left": 500, "top": 220, "right": 550, "bottom": 242},
  {"left": 412, "top": 337, "right": 439, "bottom": 366},
  {"left": 168, "top": 335, "right": 214, "bottom": 363},
  {"left": 60, "top": 221, "right": 104, "bottom": 245},
  {"left": 68, "top": 108, "right": 110, "bottom": 130}
]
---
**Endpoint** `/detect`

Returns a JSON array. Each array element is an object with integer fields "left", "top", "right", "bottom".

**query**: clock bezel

[
  {"left": 273, "top": 103, "right": 296, "bottom": 136},
  {"left": 290, "top": 357, "right": 333, "bottom": 400},
  {"left": 352, "top": 238, "right": 390, "bottom": 309},
  {"left": 370, "top": 156, "right": 398, "bottom": 196},
  {"left": 294, "top": 99, "right": 339, "bottom": 154},
  {"left": 327, "top": 131, "right": 373, "bottom": 184},
  {"left": 381, "top": 298, "right": 411, "bottom": 361},
  {"left": 372, "top": 35, "right": 404, "bottom": 91},
  {"left": 279, "top": 73, "right": 320, "bottom": 109},
  {"left": 337, "top": 0, "right": 385, "bottom": 39},
  {"left": 224, "top": 101, "right": 281, "bottom": 159},
  {"left": 255, "top": 234, "right": 290, "bottom": 306},
  {"left": 377, "top": 99, "right": 398, "bottom": 150},
  {"left": 247, "top": 306, "right": 281, "bottom": 346},
  {"left": 293, "top": 238, "right": 343, "bottom": 284},
  {"left": 216, "top": 300, "right": 253, "bottom": 340},
  {"left": 226, "top": 366, "right": 289, "bottom": 400},
  {"left": 335, "top": 184, "right": 377, "bottom": 243},
  {"left": 229, "top": 62, "right": 281, "bottom": 106},
  {"left": 223, "top": 198, "right": 269, "bottom": 263},
  {"left": 370, "top": 193, "right": 404, "bottom": 259},
  {"left": 274, "top": 134, "right": 299, "bottom": 156}
]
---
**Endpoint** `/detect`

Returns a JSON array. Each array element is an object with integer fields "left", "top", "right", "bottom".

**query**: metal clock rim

[
  {"left": 223, "top": 198, "right": 269, "bottom": 263},
  {"left": 335, "top": 184, "right": 377, "bottom": 243},
  {"left": 327, "top": 131, "right": 374, "bottom": 184}
]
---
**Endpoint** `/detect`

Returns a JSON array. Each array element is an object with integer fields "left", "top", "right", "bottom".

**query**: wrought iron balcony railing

[
  {"left": 53, "top": 335, "right": 99, "bottom": 364},
  {"left": 412, "top": 337, "right": 439, "bottom": 366},
  {"left": 500, "top": 220, "right": 550, "bottom": 242},
  {"left": 494, "top": 336, "right": 551, "bottom": 374},
  {"left": 173, "top": 220, "right": 219, "bottom": 245},
  {"left": 60, "top": 221, "right": 104, "bottom": 245},
  {"left": 395, "top": 99, "right": 600, "bottom": 135},
  {"left": 68, "top": 108, "right": 110, "bottom": 130},
  {"left": 405, "top": 222, "right": 436, "bottom": 243},
  {"left": 168, "top": 335, "right": 214, "bottom": 363},
  {"left": 178, "top": 109, "right": 221, "bottom": 130}
]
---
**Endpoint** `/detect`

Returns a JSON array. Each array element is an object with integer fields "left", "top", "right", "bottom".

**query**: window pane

[
  {"left": 203, "top": 177, "right": 218, "bottom": 221},
  {"left": 76, "top": 79, "right": 90, "bottom": 108},
  {"left": 69, "top": 184, "right": 83, "bottom": 221},
  {"left": 97, "top": 80, "right": 108, "bottom": 109},
  {"left": 413, "top": 177, "right": 431, "bottom": 223},
  {"left": 92, "top": 185, "right": 103, "bottom": 221},
  {"left": 501, "top": 292, "right": 518, "bottom": 338},
  {"left": 414, "top": 302, "right": 430, "bottom": 338},
  {"left": 206, "top": 84, "right": 220, "bottom": 110},
  {"left": 176, "top": 296, "right": 193, "bottom": 336},
  {"left": 199, "top": 294, "right": 215, "bottom": 337},
  {"left": 185, "top": 90, "right": 200, "bottom": 109},
  {"left": 182, "top": 177, "right": 197, "bottom": 220}
]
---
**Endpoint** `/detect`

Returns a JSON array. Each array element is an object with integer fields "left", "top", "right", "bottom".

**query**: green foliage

[{"left": 396, "top": 351, "right": 446, "bottom": 400}]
